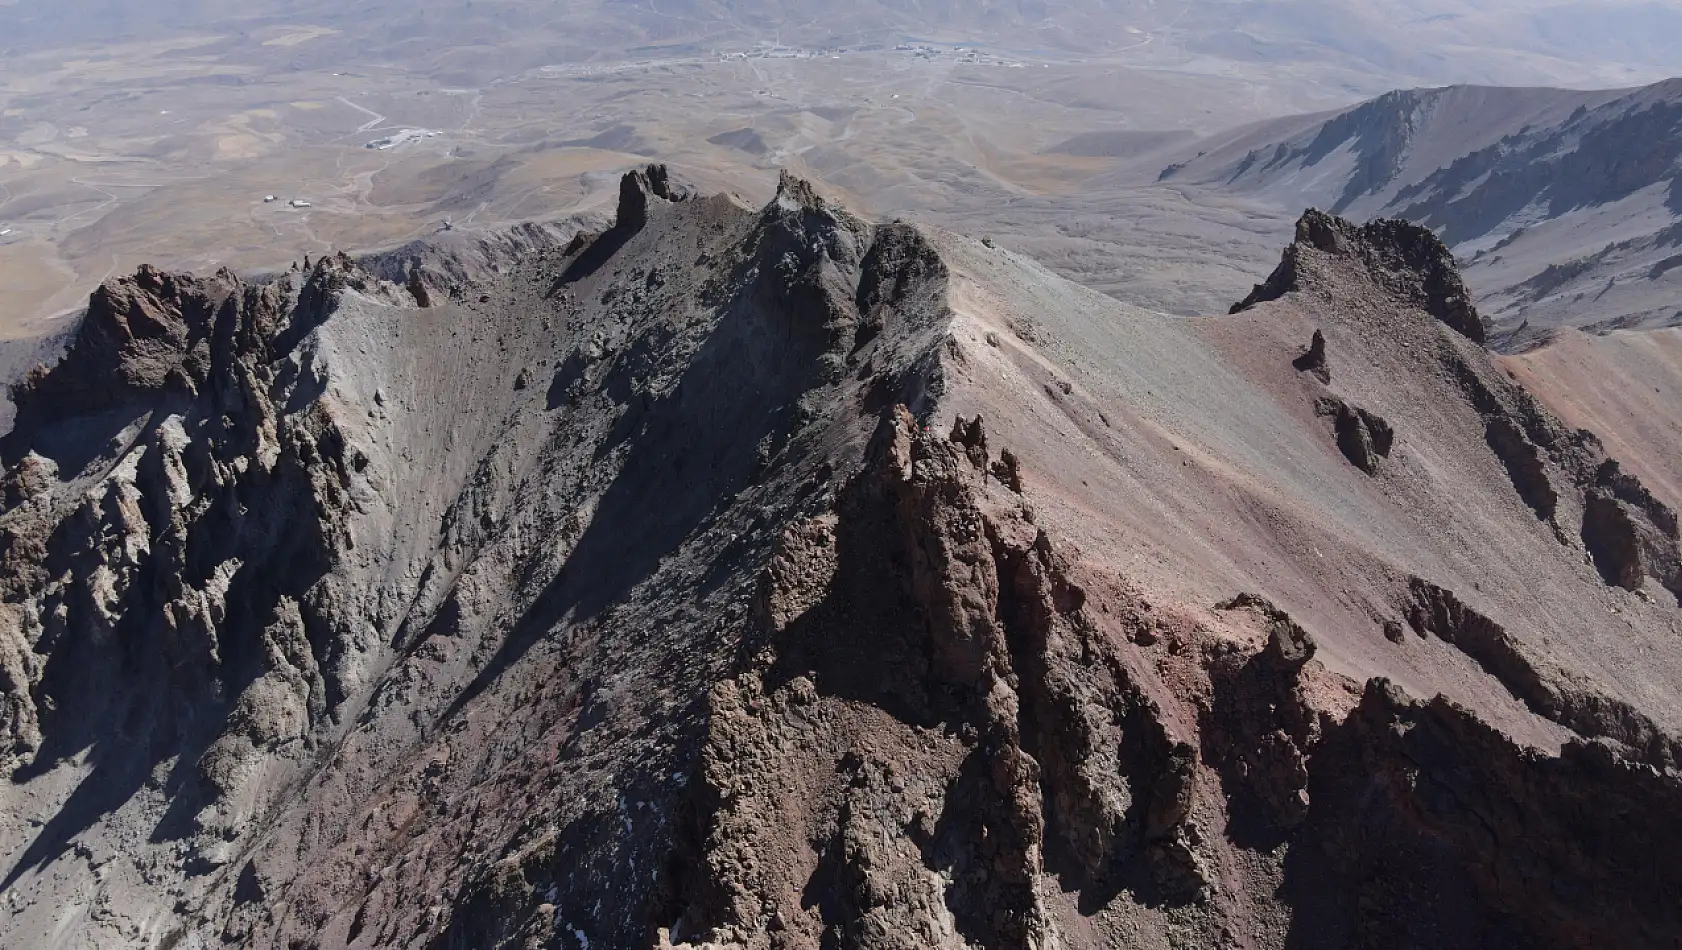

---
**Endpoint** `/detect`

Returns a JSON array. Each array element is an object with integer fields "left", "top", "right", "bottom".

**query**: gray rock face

[
  {"left": 0, "top": 253, "right": 411, "bottom": 874},
  {"left": 1315, "top": 396, "right": 1395, "bottom": 475}
]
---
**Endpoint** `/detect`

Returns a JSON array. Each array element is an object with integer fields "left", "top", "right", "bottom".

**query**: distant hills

[{"left": 1164, "top": 79, "right": 1682, "bottom": 343}]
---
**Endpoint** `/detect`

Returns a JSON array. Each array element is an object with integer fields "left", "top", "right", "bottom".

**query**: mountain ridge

[{"left": 0, "top": 168, "right": 1680, "bottom": 949}]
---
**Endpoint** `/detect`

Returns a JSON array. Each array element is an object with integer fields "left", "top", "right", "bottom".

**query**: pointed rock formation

[{"left": 1234, "top": 209, "right": 1485, "bottom": 344}]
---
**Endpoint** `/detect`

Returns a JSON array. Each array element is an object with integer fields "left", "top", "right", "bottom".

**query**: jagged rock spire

[{"left": 614, "top": 163, "right": 686, "bottom": 232}]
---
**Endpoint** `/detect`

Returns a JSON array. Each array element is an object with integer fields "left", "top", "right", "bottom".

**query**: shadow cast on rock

[{"left": 446, "top": 223, "right": 848, "bottom": 718}]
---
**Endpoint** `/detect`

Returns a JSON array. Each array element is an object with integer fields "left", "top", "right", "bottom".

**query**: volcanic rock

[{"left": 0, "top": 176, "right": 1679, "bottom": 950}]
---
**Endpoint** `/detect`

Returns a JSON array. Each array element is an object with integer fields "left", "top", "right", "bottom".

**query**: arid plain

[{"left": 8, "top": 0, "right": 1682, "bottom": 335}]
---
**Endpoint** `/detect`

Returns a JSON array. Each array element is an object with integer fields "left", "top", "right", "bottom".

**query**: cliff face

[
  {"left": 1, "top": 173, "right": 1679, "bottom": 950},
  {"left": 0, "top": 254, "right": 399, "bottom": 819}
]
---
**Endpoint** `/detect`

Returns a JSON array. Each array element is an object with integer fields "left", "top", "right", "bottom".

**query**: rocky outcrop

[
  {"left": 662, "top": 411, "right": 1246, "bottom": 949},
  {"left": 1483, "top": 415, "right": 1559, "bottom": 520},
  {"left": 682, "top": 471, "right": 1682, "bottom": 950},
  {"left": 1297, "top": 679, "right": 1682, "bottom": 950},
  {"left": 855, "top": 223, "right": 950, "bottom": 352},
  {"left": 1450, "top": 356, "right": 1682, "bottom": 593},
  {"left": 1205, "top": 596, "right": 1324, "bottom": 834},
  {"left": 1233, "top": 210, "right": 1485, "bottom": 344},
  {"left": 1315, "top": 396, "right": 1394, "bottom": 475},
  {"left": 1240, "top": 208, "right": 1682, "bottom": 597},
  {"left": 663, "top": 410, "right": 1058, "bottom": 950},
  {"left": 616, "top": 163, "right": 688, "bottom": 232},
  {"left": 1291, "top": 329, "right": 1329, "bottom": 382},
  {"left": 1581, "top": 460, "right": 1682, "bottom": 597},
  {"left": 0, "top": 252, "right": 413, "bottom": 869},
  {"left": 359, "top": 220, "right": 592, "bottom": 307},
  {"left": 6, "top": 264, "right": 244, "bottom": 433},
  {"left": 1407, "top": 577, "right": 1682, "bottom": 769}
]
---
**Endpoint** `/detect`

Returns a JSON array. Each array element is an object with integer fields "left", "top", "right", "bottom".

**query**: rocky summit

[{"left": 1, "top": 167, "right": 1680, "bottom": 950}]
